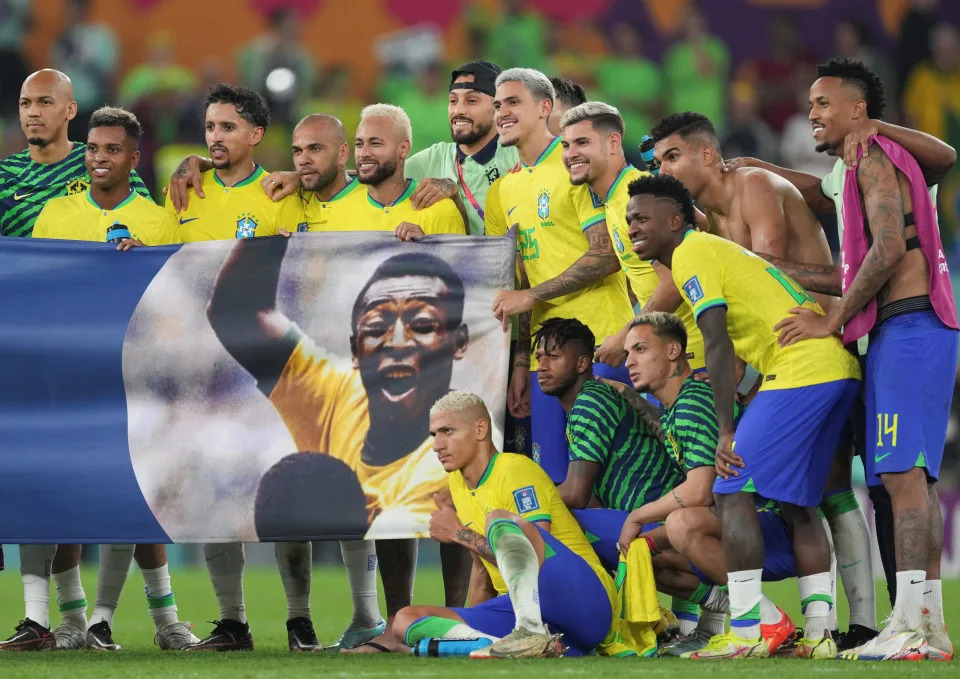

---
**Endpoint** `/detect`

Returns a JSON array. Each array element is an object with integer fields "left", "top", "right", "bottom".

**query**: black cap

[{"left": 450, "top": 61, "right": 501, "bottom": 97}]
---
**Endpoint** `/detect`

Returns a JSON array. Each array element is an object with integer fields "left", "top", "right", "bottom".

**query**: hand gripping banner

[{"left": 0, "top": 232, "right": 514, "bottom": 543}]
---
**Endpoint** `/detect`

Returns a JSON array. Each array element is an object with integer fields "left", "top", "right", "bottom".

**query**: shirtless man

[
  {"left": 648, "top": 110, "right": 876, "bottom": 650},
  {"left": 754, "top": 59, "right": 957, "bottom": 662}
]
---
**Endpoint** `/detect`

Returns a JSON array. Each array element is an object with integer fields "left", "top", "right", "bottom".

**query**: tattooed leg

[
  {"left": 926, "top": 483, "right": 943, "bottom": 581},
  {"left": 882, "top": 468, "right": 930, "bottom": 572}
]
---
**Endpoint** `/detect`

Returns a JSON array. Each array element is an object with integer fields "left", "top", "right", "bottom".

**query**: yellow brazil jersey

[
  {"left": 268, "top": 330, "right": 446, "bottom": 538},
  {"left": 497, "top": 137, "right": 633, "bottom": 365},
  {"left": 326, "top": 179, "right": 465, "bottom": 235},
  {"left": 298, "top": 176, "right": 368, "bottom": 232},
  {"left": 604, "top": 165, "right": 705, "bottom": 370},
  {"left": 164, "top": 165, "right": 305, "bottom": 242},
  {"left": 449, "top": 452, "right": 616, "bottom": 606},
  {"left": 672, "top": 231, "right": 860, "bottom": 390},
  {"left": 33, "top": 190, "right": 181, "bottom": 245},
  {"left": 483, "top": 176, "right": 508, "bottom": 238}
]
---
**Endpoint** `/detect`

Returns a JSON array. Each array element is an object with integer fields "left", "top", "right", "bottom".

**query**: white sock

[
  {"left": 922, "top": 580, "right": 944, "bottom": 632},
  {"left": 759, "top": 594, "right": 782, "bottom": 625},
  {"left": 441, "top": 622, "right": 499, "bottom": 641},
  {"left": 727, "top": 568, "right": 763, "bottom": 639},
  {"left": 20, "top": 544, "right": 56, "bottom": 628},
  {"left": 142, "top": 565, "right": 178, "bottom": 629},
  {"left": 53, "top": 565, "right": 87, "bottom": 630},
  {"left": 89, "top": 545, "right": 134, "bottom": 629},
  {"left": 489, "top": 525, "right": 543, "bottom": 634},
  {"left": 697, "top": 609, "right": 727, "bottom": 636},
  {"left": 798, "top": 573, "right": 832, "bottom": 638},
  {"left": 340, "top": 540, "right": 381, "bottom": 626},
  {"left": 824, "top": 517, "right": 839, "bottom": 631},
  {"left": 276, "top": 542, "right": 312, "bottom": 621},
  {"left": 826, "top": 503, "right": 876, "bottom": 629},
  {"left": 702, "top": 586, "right": 729, "bottom": 613},
  {"left": 204, "top": 543, "right": 246, "bottom": 624},
  {"left": 893, "top": 570, "right": 926, "bottom": 630}
]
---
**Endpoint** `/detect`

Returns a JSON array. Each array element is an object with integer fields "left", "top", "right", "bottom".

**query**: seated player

[
  {"left": 392, "top": 391, "right": 620, "bottom": 658},
  {"left": 627, "top": 174, "right": 860, "bottom": 659}
]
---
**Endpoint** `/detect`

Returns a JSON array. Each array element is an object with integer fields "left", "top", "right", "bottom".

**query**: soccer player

[
  {"left": 765, "top": 62, "right": 958, "bottom": 662},
  {"left": 627, "top": 174, "right": 861, "bottom": 659},
  {"left": 490, "top": 68, "right": 634, "bottom": 484},
  {"left": 546, "top": 76, "right": 586, "bottom": 137},
  {"left": 558, "top": 101, "right": 705, "bottom": 372},
  {"left": 722, "top": 57, "right": 956, "bottom": 613},
  {"left": 29, "top": 107, "right": 196, "bottom": 652},
  {"left": 651, "top": 109, "right": 879, "bottom": 648},
  {"left": 206, "top": 238, "right": 470, "bottom": 654},
  {"left": 392, "top": 391, "right": 618, "bottom": 658},
  {"left": 163, "top": 83, "right": 304, "bottom": 240},
  {"left": 159, "top": 83, "right": 317, "bottom": 653},
  {"left": 0, "top": 69, "right": 148, "bottom": 652},
  {"left": 344, "top": 104, "right": 465, "bottom": 237},
  {"left": 403, "top": 61, "right": 520, "bottom": 236},
  {"left": 616, "top": 313, "right": 797, "bottom": 657}
]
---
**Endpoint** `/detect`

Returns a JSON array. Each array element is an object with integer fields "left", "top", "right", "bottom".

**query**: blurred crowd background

[{"left": 1, "top": 0, "right": 959, "bottom": 565}]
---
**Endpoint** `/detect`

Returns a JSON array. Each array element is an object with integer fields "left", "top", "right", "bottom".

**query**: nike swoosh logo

[
  {"left": 875, "top": 452, "right": 892, "bottom": 463},
  {"left": 910, "top": 579, "right": 924, "bottom": 584},
  {"left": 464, "top": 522, "right": 472, "bottom": 527},
  {"left": 508, "top": 206, "right": 517, "bottom": 216},
  {"left": 839, "top": 560, "right": 862, "bottom": 568},
  {"left": 13, "top": 191, "right": 32, "bottom": 200},
  {"left": 179, "top": 217, "right": 199, "bottom": 225}
]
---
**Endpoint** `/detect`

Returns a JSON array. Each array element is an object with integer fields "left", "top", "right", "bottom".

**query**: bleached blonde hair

[
  {"left": 560, "top": 101, "right": 625, "bottom": 136},
  {"left": 359, "top": 103, "right": 413, "bottom": 146},
  {"left": 431, "top": 391, "right": 490, "bottom": 421},
  {"left": 495, "top": 67, "right": 555, "bottom": 104}
]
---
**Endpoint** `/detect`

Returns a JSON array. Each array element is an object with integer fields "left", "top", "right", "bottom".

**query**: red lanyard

[{"left": 455, "top": 155, "right": 484, "bottom": 221}]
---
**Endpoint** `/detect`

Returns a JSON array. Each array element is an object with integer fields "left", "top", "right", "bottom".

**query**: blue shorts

[
  {"left": 451, "top": 526, "right": 612, "bottom": 653},
  {"left": 531, "top": 362, "right": 632, "bottom": 483},
  {"left": 689, "top": 507, "right": 796, "bottom": 583},
  {"left": 865, "top": 311, "right": 958, "bottom": 486},
  {"left": 714, "top": 379, "right": 860, "bottom": 507},
  {"left": 572, "top": 508, "right": 659, "bottom": 571}
]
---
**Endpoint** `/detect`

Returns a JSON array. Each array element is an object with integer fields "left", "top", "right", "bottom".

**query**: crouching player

[{"left": 393, "top": 392, "right": 619, "bottom": 658}]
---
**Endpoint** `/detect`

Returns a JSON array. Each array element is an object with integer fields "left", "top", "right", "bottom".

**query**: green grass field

[{"left": 0, "top": 566, "right": 956, "bottom": 677}]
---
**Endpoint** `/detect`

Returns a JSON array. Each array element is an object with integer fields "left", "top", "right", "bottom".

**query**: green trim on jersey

[
  {"left": 526, "top": 136, "right": 561, "bottom": 168},
  {"left": 85, "top": 188, "right": 137, "bottom": 211},
  {"left": 213, "top": 165, "right": 265, "bottom": 189},
  {"left": 475, "top": 452, "right": 500, "bottom": 489},
  {"left": 605, "top": 164, "right": 635, "bottom": 204},
  {"left": 366, "top": 179, "right": 416, "bottom": 209},
  {"left": 0, "top": 141, "right": 150, "bottom": 237}
]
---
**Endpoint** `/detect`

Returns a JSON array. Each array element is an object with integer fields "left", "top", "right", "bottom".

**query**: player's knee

[
  {"left": 880, "top": 466, "right": 928, "bottom": 497},
  {"left": 484, "top": 509, "right": 519, "bottom": 531},
  {"left": 665, "top": 509, "right": 698, "bottom": 552},
  {"left": 393, "top": 606, "right": 429, "bottom": 639}
]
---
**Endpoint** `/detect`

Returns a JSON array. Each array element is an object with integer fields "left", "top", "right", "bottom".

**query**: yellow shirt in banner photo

[
  {"left": 267, "top": 332, "right": 447, "bottom": 539},
  {"left": 326, "top": 179, "right": 466, "bottom": 235},
  {"left": 164, "top": 165, "right": 305, "bottom": 242},
  {"left": 298, "top": 177, "right": 367, "bottom": 232},
  {"left": 496, "top": 137, "right": 633, "bottom": 365},
  {"left": 603, "top": 165, "right": 705, "bottom": 371},
  {"left": 671, "top": 230, "right": 860, "bottom": 390},
  {"left": 33, "top": 190, "right": 181, "bottom": 245},
  {"left": 448, "top": 451, "right": 616, "bottom": 605}
]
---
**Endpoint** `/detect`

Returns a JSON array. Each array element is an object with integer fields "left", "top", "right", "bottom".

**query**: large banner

[{"left": 0, "top": 233, "right": 514, "bottom": 544}]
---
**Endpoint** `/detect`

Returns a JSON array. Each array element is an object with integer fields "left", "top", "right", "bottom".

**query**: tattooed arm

[
  {"left": 598, "top": 378, "right": 665, "bottom": 443},
  {"left": 828, "top": 145, "right": 906, "bottom": 327},
  {"left": 756, "top": 254, "right": 842, "bottom": 296},
  {"left": 529, "top": 221, "right": 621, "bottom": 302}
]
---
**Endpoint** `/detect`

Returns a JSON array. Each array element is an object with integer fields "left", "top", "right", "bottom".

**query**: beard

[
  {"left": 357, "top": 157, "right": 398, "bottom": 186},
  {"left": 451, "top": 118, "right": 493, "bottom": 146},
  {"left": 301, "top": 163, "right": 340, "bottom": 192},
  {"left": 815, "top": 142, "right": 831, "bottom": 153},
  {"left": 26, "top": 136, "right": 49, "bottom": 148}
]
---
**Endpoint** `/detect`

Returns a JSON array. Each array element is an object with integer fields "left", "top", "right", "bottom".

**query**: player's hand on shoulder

[
  {"left": 507, "top": 161, "right": 522, "bottom": 174},
  {"left": 411, "top": 178, "right": 457, "bottom": 210},
  {"left": 594, "top": 334, "right": 628, "bottom": 367},
  {"left": 843, "top": 119, "right": 881, "bottom": 168},
  {"left": 721, "top": 157, "right": 755, "bottom": 174},
  {"left": 169, "top": 154, "right": 209, "bottom": 212},
  {"left": 262, "top": 170, "right": 300, "bottom": 201},
  {"left": 597, "top": 377, "right": 628, "bottom": 395},
  {"left": 116, "top": 238, "right": 146, "bottom": 251},
  {"left": 714, "top": 430, "right": 742, "bottom": 479},
  {"left": 394, "top": 221, "right": 425, "bottom": 241},
  {"left": 429, "top": 492, "right": 463, "bottom": 543}
]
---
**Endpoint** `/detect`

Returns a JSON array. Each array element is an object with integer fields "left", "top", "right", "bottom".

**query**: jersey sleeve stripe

[
  {"left": 693, "top": 297, "right": 727, "bottom": 319},
  {"left": 580, "top": 213, "right": 605, "bottom": 231}
]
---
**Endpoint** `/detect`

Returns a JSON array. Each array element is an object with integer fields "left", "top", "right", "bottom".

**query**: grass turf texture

[{"left": 0, "top": 566, "right": 956, "bottom": 677}]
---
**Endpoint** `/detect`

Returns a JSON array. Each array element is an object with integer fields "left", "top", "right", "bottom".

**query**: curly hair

[
  {"left": 627, "top": 174, "right": 697, "bottom": 228},
  {"left": 816, "top": 57, "right": 886, "bottom": 119},
  {"left": 650, "top": 111, "right": 717, "bottom": 146},
  {"left": 533, "top": 317, "right": 595, "bottom": 358},
  {"left": 89, "top": 106, "right": 142, "bottom": 144},
  {"left": 204, "top": 83, "right": 272, "bottom": 129}
]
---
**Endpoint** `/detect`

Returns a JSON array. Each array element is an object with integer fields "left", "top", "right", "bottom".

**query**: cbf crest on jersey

[
  {"left": 683, "top": 276, "right": 704, "bottom": 305},
  {"left": 236, "top": 213, "right": 258, "bottom": 239},
  {"left": 67, "top": 178, "right": 89, "bottom": 195},
  {"left": 613, "top": 229, "right": 625, "bottom": 254},
  {"left": 537, "top": 189, "right": 550, "bottom": 220},
  {"left": 513, "top": 486, "right": 540, "bottom": 513}
]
